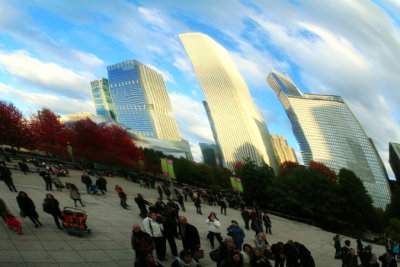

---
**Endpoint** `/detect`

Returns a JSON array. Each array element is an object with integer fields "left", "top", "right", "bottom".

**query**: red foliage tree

[
  {"left": 29, "top": 109, "right": 69, "bottom": 157},
  {"left": 67, "top": 119, "right": 143, "bottom": 169},
  {"left": 0, "top": 100, "right": 30, "bottom": 149},
  {"left": 309, "top": 161, "right": 338, "bottom": 182},
  {"left": 278, "top": 161, "right": 303, "bottom": 178},
  {"left": 234, "top": 161, "right": 245, "bottom": 173}
]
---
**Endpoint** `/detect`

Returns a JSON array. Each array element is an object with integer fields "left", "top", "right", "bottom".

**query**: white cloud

[
  {"left": 0, "top": 82, "right": 95, "bottom": 115},
  {"left": 0, "top": 50, "right": 92, "bottom": 98}
]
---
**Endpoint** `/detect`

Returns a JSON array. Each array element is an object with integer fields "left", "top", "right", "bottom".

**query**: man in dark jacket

[
  {"left": 18, "top": 161, "right": 29, "bottom": 175},
  {"left": 294, "top": 242, "right": 315, "bottom": 267},
  {"left": 284, "top": 240, "right": 299, "bottom": 267},
  {"left": 135, "top": 194, "right": 152, "bottom": 218},
  {"left": 96, "top": 176, "right": 107, "bottom": 194},
  {"left": 241, "top": 208, "right": 251, "bottom": 230},
  {"left": 39, "top": 169, "right": 52, "bottom": 191},
  {"left": 0, "top": 162, "right": 17, "bottom": 192},
  {"left": 131, "top": 224, "right": 154, "bottom": 265},
  {"left": 81, "top": 172, "right": 92, "bottom": 194},
  {"left": 178, "top": 216, "right": 200, "bottom": 252}
]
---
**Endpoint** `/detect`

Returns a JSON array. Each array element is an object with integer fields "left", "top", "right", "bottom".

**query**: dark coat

[
  {"left": 179, "top": 222, "right": 200, "bottom": 251},
  {"left": 16, "top": 195, "right": 39, "bottom": 218},
  {"left": 296, "top": 243, "right": 315, "bottom": 267},
  {"left": 96, "top": 177, "right": 107, "bottom": 190},
  {"left": 0, "top": 166, "right": 12, "bottom": 182},
  {"left": 39, "top": 171, "right": 52, "bottom": 182},
  {"left": 81, "top": 175, "right": 92, "bottom": 186},
  {"left": 43, "top": 198, "right": 61, "bottom": 216},
  {"left": 262, "top": 215, "right": 271, "bottom": 227}
]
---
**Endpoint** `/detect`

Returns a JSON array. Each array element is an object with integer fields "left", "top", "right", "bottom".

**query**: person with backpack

[{"left": 131, "top": 224, "right": 155, "bottom": 265}]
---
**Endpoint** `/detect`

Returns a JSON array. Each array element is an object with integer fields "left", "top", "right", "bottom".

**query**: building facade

[
  {"left": 267, "top": 70, "right": 391, "bottom": 208},
  {"left": 107, "top": 60, "right": 181, "bottom": 141},
  {"left": 389, "top": 142, "right": 400, "bottom": 181},
  {"left": 90, "top": 78, "right": 118, "bottom": 121},
  {"left": 180, "top": 32, "right": 278, "bottom": 171},
  {"left": 271, "top": 134, "right": 298, "bottom": 165},
  {"left": 199, "top": 142, "right": 223, "bottom": 167}
]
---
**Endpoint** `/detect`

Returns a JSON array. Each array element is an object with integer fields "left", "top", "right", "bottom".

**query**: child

[{"left": 6, "top": 213, "right": 23, "bottom": 235}]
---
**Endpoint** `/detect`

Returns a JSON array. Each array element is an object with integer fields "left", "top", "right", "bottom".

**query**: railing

[{"left": 260, "top": 208, "right": 315, "bottom": 225}]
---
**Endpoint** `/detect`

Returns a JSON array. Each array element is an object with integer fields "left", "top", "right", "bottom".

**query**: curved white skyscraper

[
  {"left": 179, "top": 33, "right": 278, "bottom": 171},
  {"left": 267, "top": 70, "right": 391, "bottom": 208}
]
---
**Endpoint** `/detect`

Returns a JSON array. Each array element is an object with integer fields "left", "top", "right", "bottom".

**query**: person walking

[
  {"left": 262, "top": 212, "right": 272, "bottom": 234},
  {"left": 16, "top": 191, "right": 42, "bottom": 228},
  {"left": 241, "top": 207, "right": 251, "bottom": 230},
  {"left": 219, "top": 198, "right": 227, "bottom": 216},
  {"left": 0, "top": 198, "right": 11, "bottom": 223},
  {"left": 194, "top": 196, "right": 202, "bottom": 215},
  {"left": 227, "top": 220, "right": 245, "bottom": 251},
  {"left": 131, "top": 224, "right": 155, "bottom": 265},
  {"left": 0, "top": 162, "right": 17, "bottom": 192},
  {"left": 39, "top": 169, "right": 53, "bottom": 191},
  {"left": 43, "top": 193, "right": 64, "bottom": 230},
  {"left": 81, "top": 172, "right": 92, "bottom": 194},
  {"left": 143, "top": 211, "right": 167, "bottom": 262},
  {"left": 18, "top": 161, "right": 29, "bottom": 174},
  {"left": 69, "top": 184, "right": 85, "bottom": 207},
  {"left": 135, "top": 194, "right": 152, "bottom": 218},
  {"left": 115, "top": 185, "right": 129, "bottom": 209},
  {"left": 205, "top": 212, "right": 223, "bottom": 249},
  {"left": 177, "top": 193, "right": 186, "bottom": 212}
]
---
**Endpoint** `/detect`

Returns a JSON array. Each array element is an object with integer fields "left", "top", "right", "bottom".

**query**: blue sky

[{"left": 0, "top": 0, "right": 400, "bottom": 177}]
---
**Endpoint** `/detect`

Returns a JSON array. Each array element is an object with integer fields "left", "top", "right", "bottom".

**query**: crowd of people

[
  {"left": 333, "top": 234, "right": 398, "bottom": 266},
  {"left": 1, "top": 155, "right": 395, "bottom": 267}
]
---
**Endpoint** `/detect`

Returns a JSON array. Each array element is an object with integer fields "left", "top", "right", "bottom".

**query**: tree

[
  {"left": 29, "top": 109, "right": 68, "bottom": 157},
  {"left": 0, "top": 100, "right": 30, "bottom": 149},
  {"left": 309, "top": 161, "right": 337, "bottom": 182},
  {"left": 278, "top": 161, "right": 304, "bottom": 178}
]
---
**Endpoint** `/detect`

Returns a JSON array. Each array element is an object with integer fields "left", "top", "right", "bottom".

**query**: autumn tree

[
  {"left": 309, "top": 161, "right": 338, "bottom": 182},
  {"left": 0, "top": 100, "right": 31, "bottom": 150},
  {"left": 29, "top": 108, "right": 68, "bottom": 157}
]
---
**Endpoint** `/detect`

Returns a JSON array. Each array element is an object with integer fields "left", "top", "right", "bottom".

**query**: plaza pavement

[{"left": 0, "top": 161, "right": 386, "bottom": 266}]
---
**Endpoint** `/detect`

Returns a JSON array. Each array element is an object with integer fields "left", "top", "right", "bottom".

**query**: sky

[{"left": 0, "top": 0, "right": 399, "bottom": 178}]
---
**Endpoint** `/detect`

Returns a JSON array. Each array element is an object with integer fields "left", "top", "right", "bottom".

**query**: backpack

[{"left": 209, "top": 248, "right": 221, "bottom": 262}]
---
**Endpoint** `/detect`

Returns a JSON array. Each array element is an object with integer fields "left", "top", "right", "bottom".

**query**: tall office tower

[
  {"left": 267, "top": 70, "right": 391, "bottom": 208},
  {"left": 180, "top": 33, "right": 279, "bottom": 171},
  {"left": 389, "top": 142, "right": 400, "bottom": 181},
  {"left": 271, "top": 135, "right": 298, "bottom": 165},
  {"left": 107, "top": 60, "right": 181, "bottom": 141},
  {"left": 90, "top": 78, "right": 118, "bottom": 121},
  {"left": 199, "top": 142, "right": 223, "bottom": 167}
]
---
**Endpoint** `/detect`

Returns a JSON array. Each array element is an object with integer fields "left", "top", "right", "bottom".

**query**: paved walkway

[{"left": 0, "top": 162, "right": 385, "bottom": 266}]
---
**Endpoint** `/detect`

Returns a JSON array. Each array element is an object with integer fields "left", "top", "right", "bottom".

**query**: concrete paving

[{"left": 0, "top": 161, "right": 386, "bottom": 266}]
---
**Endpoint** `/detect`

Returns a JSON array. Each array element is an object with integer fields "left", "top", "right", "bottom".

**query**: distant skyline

[{"left": 0, "top": 0, "right": 399, "bottom": 177}]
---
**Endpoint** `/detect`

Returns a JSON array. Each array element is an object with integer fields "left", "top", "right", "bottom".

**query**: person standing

[
  {"left": 178, "top": 216, "right": 201, "bottom": 252},
  {"left": 69, "top": 184, "right": 85, "bottom": 207},
  {"left": 0, "top": 162, "right": 17, "bottom": 192},
  {"left": 333, "top": 234, "right": 341, "bottom": 258},
  {"left": 143, "top": 211, "right": 167, "bottom": 262},
  {"left": 96, "top": 176, "right": 107, "bottom": 194},
  {"left": 227, "top": 220, "right": 245, "bottom": 251},
  {"left": 16, "top": 191, "right": 42, "bottom": 228},
  {"left": 205, "top": 212, "right": 223, "bottom": 249},
  {"left": 177, "top": 193, "right": 186, "bottom": 212},
  {"left": 157, "top": 186, "right": 163, "bottom": 200},
  {"left": 241, "top": 208, "right": 251, "bottom": 230},
  {"left": 194, "top": 196, "right": 202, "bottom": 215},
  {"left": 131, "top": 224, "right": 154, "bottom": 265},
  {"left": 81, "top": 172, "right": 92, "bottom": 194},
  {"left": 43, "top": 193, "right": 64, "bottom": 230},
  {"left": 39, "top": 169, "right": 53, "bottom": 191},
  {"left": 262, "top": 212, "right": 272, "bottom": 234}
]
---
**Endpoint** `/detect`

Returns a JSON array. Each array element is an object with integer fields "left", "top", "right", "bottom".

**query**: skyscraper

[
  {"left": 107, "top": 60, "right": 181, "bottom": 141},
  {"left": 389, "top": 142, "right": 400, "bottom": 181},
  {"left": 180, "top": 33, "right": 279, "bottom": 171},
  {"left": 267, "top": 70, "right": 391, "bottom": 208},
  {"left": 90, "top": 78, "right": 118, "bottom": 121},
  {"left": 271, "top": 134, "right": 298, "bottom": 165},
  {"left": 199, "top": 142, "right": 223, "bottom": 167}
]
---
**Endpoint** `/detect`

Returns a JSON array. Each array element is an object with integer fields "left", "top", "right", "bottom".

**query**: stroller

[{"left": 61, "top": 207, "right": 91, "bottom": 237}]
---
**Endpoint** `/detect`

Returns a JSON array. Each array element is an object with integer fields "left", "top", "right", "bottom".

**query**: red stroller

[{"left": 61, "top": 207, "right": 91, "bottom": 237}]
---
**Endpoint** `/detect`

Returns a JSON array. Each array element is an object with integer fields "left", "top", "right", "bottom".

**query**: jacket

[
  {"left": 205, "top": 218, "right": 221, "bottom": 233},
  {"left": 143, "top": 217, "right": 164, "bottom": 237},
  {"left": 16, "top": 196, "right": 39, "bottom": 218}
]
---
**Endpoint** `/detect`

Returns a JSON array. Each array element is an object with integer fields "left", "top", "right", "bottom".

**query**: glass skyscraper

[
  {"left": 180, "top": 33, "right": 279, "bottom": 171},
  {"left": 389, "top": 142, "right": 400, "bottom": 181},
  {"left": 267, "top": 70, "right": 391, "bottom": 208},
  {"left": 107, "top": 60, "right": 181, "bottom": 141},
  {"left": 90, "top": 78, "right": 118, "bottom": 121}
]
